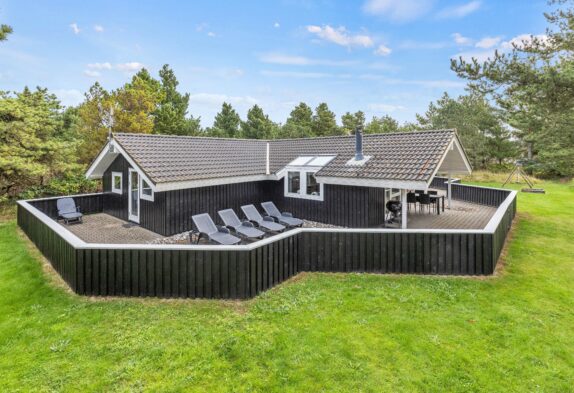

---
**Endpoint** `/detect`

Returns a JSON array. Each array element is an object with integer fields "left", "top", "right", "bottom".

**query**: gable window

[
  {"left": 111, "top": 172, "right": 123, "bottom": 194},
  {"left": 140, "top": 178, "right": 154, "bottom": 201}
]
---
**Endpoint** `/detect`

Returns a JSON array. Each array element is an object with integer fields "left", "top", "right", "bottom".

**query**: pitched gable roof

[
  {"left": 87, "top": 129, "right": 470, "bottom": 191},
  {"left": 270, "top": 130, "right": 456, "bottom": 183},
  {"left": 113, "top": 133, "right": 267, "bottom": 183}
]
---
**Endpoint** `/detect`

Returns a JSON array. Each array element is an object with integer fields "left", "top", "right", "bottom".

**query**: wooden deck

[
  {"left": 405, "top": 197, "right": 497, "bottom": 230},
  {"left": 64, "top": 213, "right": 163, "bottom": 244},
  {"left": 60, "top": 193, "right": 497, "bottom": 244}
]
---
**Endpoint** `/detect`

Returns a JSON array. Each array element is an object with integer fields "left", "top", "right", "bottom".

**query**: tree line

[{"left": 1, "top": 0, "right": 573, "bottom": 202}]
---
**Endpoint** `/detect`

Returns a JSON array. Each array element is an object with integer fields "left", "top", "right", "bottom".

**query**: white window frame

[
  {"left": 111, "top": 172, "right": 123, "bottom": 194},
  {"left": 284, "top": 167, "right": 324, "bottom": 201},
  {"left": 140, "top": 177, "right": 154, "bottom": 201}
]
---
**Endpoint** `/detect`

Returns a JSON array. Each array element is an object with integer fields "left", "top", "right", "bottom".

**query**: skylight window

[
  {"left": 307, "top": 156, "right": 335, "bottom": 166},
  {"left": 288, "top": 156, "right": 314, "bottom": 166},
  {"left": 288, "top": 155, "right": 335, "bottom": 167}
]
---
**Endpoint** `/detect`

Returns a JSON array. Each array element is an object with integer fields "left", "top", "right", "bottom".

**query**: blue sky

[{"left": 0, "top": 0, "right": 549, "bottom": 126}]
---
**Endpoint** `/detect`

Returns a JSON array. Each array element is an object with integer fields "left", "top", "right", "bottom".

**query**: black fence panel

[
  {"left": 450, "top": 184, "right": 510, "bottom": 207},
  {"left": 430, "top": 176, "right": 461, "bottom": 190},
  {"left": 28, "top": 193, "right": 104, "bottom": 219},
  {"left": 17, "top": 184, "right": 517, "bottom": 299},
  {"left": 17, "top": 204, "right": 78, "bottom": 291}
]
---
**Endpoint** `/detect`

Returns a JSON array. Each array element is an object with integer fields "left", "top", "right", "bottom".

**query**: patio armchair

[
  {"left": 191, "top": 213, "right": 241, "bottom": 245},
  {"left": 218, "top": 209, "right": 265, "bottom": 240},
  {"left": 56, "top": 197, "right": 83, "bottom": 224},
  {"left": 241, "top": 204, "right": 285, "bottom": 232},
  {"left": 407, "top": 192, "right": 417, "bottom": 212},
  {"left": 261, "top": 201, "right": 303, "bottom": 227},
  {"left": 418, "top": 193, "right": 433, "bottom": 214}
]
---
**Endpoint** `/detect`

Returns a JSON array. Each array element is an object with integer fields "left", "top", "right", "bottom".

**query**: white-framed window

[
  {"left": 111, "top": 172, "right": 123, "bottom": 194},
  {"left": 140, "top": 178, "right": 154, "bottom": 201},
  {"left": 284, "top": 169, "right": 324, "bottom": 201}
]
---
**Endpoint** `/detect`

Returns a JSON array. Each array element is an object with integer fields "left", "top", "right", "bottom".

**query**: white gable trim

[
  {"left": 85, "top": 138, "right": 156, "bottom": 192},
  {"left": 315, "top": 176, "right": 428, "bottom": 190},
  {"left": 428, "top": 134, "right": 472, "bottom": 185},
  {"left": 154, "top": 174, "right": 278, "bottom": 192}
]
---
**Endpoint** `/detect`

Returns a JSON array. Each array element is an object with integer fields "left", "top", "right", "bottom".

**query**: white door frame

[{"left": 128, "top": 168, "right": 140, "bottom": 223}]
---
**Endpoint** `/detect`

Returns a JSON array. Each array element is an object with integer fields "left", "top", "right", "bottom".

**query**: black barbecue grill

[{"left": 386, "top": 200, "right": 402, "bottom": 224}]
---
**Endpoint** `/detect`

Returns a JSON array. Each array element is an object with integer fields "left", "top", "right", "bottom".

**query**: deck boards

[{"left": 406, "top": 198, "right": 496, "bottom": 230}]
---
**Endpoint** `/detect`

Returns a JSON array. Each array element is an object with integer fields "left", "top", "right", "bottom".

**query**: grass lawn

[{"left": 1, "top": 181, "right": 573, "bottom": 392}]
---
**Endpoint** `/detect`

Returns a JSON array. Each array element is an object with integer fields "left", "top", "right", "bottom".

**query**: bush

[{"left": 17, "top": 173, "right": 100, "bottom": 200}]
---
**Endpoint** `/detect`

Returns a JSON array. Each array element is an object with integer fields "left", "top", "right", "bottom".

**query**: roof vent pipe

[{"left": 355, "top": 127, "right": 364, "bottom": 161}]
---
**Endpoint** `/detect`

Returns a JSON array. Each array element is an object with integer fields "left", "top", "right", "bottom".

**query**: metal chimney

[{"left": 355, "top": 127, "right": 364, "bottom": 161}]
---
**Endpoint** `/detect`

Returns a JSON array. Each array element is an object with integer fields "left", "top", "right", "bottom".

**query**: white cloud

[
  {"left": 116, "top": 62, "right": 145, "bottom": 72},
  {"left": 87, "top": 62, "right": 112, "bottom": 70},
  {"left": 83, "top": 70, "right": 101, "bottom": 77},
  {"left": 374, "top": 44, "right": 392, "bottom": 56},
  {"left": 500, "top": 34, "right": 549, "bottom": 50},
  {"left": 475, "top": 36, "right": 501, "bottom": 49},
  {"left": 258, "top": 52, "right": 357, "bottom": 66},
  {"left": 437, "top": 1, "right": 481, "bottom": 19},
  {"left": 362, "top": 0, "right": 434, "bottom": 22},
  {"left": 188, "top": 93, "right": 258, "bottom": 106},
  {"left": 94, "top": 25, "right": 104, "bottom": 33},
  {"left": 452, "top": 33, "right": 472, "bottom": 45},
  {"left": 453, "top": 33, "right": 549, "bottom": 63},
  {"left": 306, "top": 25, "right": 374, "bottom": 48},
  {"left": 69, "top": 23, "right": 80, "bottom": 34},
  {"left": 261, "top": 70, "right": 334, "bottom": 79},
  {"left": 274, "top": 22, "right": 280, "bottom": 28},
  {"left": 53, "top": 89, "right": 84, "bottom": 107},
  {"left": 196, "top": 23, "right": 208, "bottom": 32},
  {"left": 207, "top": 31, "right": 216, "bottom": 37},
  {"left": 368, "top": 103, "right": 406, "bottom": 112}
]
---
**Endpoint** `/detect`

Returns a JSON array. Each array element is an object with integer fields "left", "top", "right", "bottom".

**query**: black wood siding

[
  {"left": 269, "top": 183, "right": 386, "bottom": 228},
  {"left": 102, "top": 154, "right": 130, "bottom": 221}
]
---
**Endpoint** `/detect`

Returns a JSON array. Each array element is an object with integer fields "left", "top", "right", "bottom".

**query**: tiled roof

[
  {"left": 113, "top": 130, "right": 457, "bottom": 185},
  {"left": 113, "top": 133, "right": 267, "bottom": 183}
]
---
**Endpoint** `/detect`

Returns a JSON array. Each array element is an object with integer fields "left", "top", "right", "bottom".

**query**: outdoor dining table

[{"left": 429, "top": 194, "right": 445, "bottom": 215}]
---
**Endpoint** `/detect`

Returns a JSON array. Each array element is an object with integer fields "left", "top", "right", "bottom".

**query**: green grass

[{"left": 1, "top": 181, "right": 573, "bottom": 392}]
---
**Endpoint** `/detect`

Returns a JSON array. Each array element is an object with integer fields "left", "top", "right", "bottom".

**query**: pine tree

[
  {"left": 451, "top": 0, "right": 574, "bottom": 176},
  {"left": 154, "top": 64, "right": 197, "bottom": 135},
  {"left": 279, "top": 102, "right": 313, "bottom": 138},
  {"left": 364, "top": 115, "right": 399, "bottom": 134},
  {"left": 0, "top": 88, "right": 77, "bottom": 198},
  {"left": 0, "top": 24, "right": 12, "bottom": 41},
  {"left": 210, "top": 102, "right": 241, "bottom": 137},
  {"left": 241, "top": 105, "right": 277, "bottom": 139},
  {"left": 312, "top": 103, "right": 340, "bottom": 136},
  {"left": 341, "top": 111, "right": 366, "bottom": 134}
]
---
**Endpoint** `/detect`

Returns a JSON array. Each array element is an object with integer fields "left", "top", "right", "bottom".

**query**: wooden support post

[
  {"left": 401, "top": 189, "right": 407, "bottom": 229},
  {"left": 447, "top": 171, "right": 452, "bottom": 209}
]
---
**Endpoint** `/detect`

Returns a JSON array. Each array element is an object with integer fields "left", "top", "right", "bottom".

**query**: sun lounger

[
  {"left": 261, "top": 201, "right": 303, "bottom": 227},
  {"left": 241, "top": 204, "right": 285, "bottom": 232},
  {"left": 218, "top": 208, "right": 265, "bottom": 240},
  {"left": 192, "top": 213, "right": 241, "bottom": 245}
]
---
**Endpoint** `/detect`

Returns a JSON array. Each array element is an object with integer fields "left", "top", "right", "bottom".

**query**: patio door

[{"left": 128, "top": 168, "right": 140, "bottom": 223}]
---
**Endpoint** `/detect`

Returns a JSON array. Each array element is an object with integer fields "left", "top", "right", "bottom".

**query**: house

[
  {"left": 85, "top": 129, "right": 472, "bottom": 235},
  {"left": 17, "top": 128, "right": 516, "bottom": 298}
]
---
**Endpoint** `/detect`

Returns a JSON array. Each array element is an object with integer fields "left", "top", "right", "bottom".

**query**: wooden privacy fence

[{"left": 17, "top": 185, "right": 517, "bottom": 299}]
